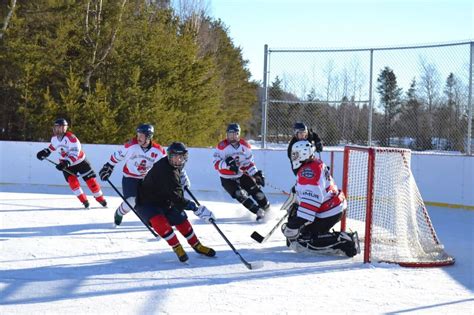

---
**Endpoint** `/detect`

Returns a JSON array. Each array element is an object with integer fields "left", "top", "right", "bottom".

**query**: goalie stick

[
  {"left": 251, "top": 212, "right": 289, "bottom": 243},
  {"left": 251, "top": 188, "right": 296, "bottom": 243}
]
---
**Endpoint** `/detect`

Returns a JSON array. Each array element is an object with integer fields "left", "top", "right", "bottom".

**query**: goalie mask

[
  {"left": 291, "top": 140, "right": 315, "bottom": 170},
  {"left": 167, "top": 142, "right": 188, "bottom": 170}
]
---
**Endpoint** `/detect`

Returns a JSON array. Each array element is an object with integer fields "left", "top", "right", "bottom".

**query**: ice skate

[
  {"left": 114, "top": 209, "right": 123, "bottom": 226},
  {"left": 192, "top": 242, "right": 216, "bottom": 257},
  {"left": 172, "top": 244, "right": 189, "bottom": 263}
]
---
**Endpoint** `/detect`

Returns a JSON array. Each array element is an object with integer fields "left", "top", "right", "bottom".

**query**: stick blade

[
  {"left": 250, "top": 231, "right": 265, "bottom": 243},
  {"left": 250, "top": 261, "right": 264, "bottom": 270}
]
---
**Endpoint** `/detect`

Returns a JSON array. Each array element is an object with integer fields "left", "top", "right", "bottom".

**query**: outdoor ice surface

[{"left": 0, "top": 185, "right": 473, "bottom": 314}]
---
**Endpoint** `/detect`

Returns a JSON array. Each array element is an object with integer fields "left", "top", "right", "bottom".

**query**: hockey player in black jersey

[{"left": 135, "top": 142, "right": 216, "bottom": 263}]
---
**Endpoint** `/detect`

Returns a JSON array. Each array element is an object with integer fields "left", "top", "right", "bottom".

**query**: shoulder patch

[
  {"left": 124, "top": 138, "right": 138, "bottom": 148},
  {"left": 65, "top": 132, "right": 77, "bottom": 143},
  {"left": 217, "top": 139, "right": 229, "bottom": 150}
]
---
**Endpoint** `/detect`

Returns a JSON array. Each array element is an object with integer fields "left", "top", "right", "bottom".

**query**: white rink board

[{"left": 0, "top": 141, "right": 472, "bottom": 207}]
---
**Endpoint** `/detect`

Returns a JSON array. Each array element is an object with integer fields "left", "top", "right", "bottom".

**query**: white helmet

[{"left": 291, "top": 140, "right": 315, "bottom": 170}]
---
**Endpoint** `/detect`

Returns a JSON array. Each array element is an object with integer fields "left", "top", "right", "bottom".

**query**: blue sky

[{"left": 210, "top": 0, "right": 473, "bottom": 83}]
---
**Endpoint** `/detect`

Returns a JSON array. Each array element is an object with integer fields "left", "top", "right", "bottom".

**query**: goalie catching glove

[{"left": 99, "top": 162, "right": 114, "bottom": 181}]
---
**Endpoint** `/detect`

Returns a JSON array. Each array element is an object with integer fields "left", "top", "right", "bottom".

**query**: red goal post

[{"left": 341, "top": 145, "right": 454, "bottom": 267}]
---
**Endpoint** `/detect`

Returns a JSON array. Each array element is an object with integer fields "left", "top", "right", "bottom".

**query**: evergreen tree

[{"left": 376, "top": 67, "right": 403, "bottom": 146}]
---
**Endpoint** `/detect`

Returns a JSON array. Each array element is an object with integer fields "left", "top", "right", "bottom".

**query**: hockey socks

[
  {"left": 85, "top": 178, "right": 107, "bottom": 207},
  {"left": 67, "top": 175, "right": 88, "bottom": 207}
]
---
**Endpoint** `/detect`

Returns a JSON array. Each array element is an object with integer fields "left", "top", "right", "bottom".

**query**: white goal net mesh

[{"left": 342, "top": 146, "right": 454, "bottom": 266}]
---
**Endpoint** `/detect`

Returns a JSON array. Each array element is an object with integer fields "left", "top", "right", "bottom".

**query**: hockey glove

[
  {"left": 185, "top": 200, "right": 198, "bottom": 211},
  {"left": 309, "top": 129, "right": 323, "bottom": 152},
  {"left": 314, "top": 140, "right": 323, "bottom": 153},
  {"left": 194, "top": 205, "right": 215, "bottom": 223},
  {"left": 179, "top": 170, "right": 191, "bottom": 188},
  {"left": 99, "top": 162, "right": 114, "bottom": 181},
  {"left": 36, "top": 148, "right": 51, "bottom": 160},
  {"left": 56, "top": 160, "right": 70, "bottom": 171},
  {"left": 254, "top": 170, "right": 265, "bottom": 187},
  {"left": 225, "top": 156, "right": 239, "bottom": 174}
]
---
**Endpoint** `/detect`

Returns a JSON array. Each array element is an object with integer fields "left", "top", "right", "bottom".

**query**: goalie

[{"left": 281, "top": 140, "right": 359, "bottom": 257}]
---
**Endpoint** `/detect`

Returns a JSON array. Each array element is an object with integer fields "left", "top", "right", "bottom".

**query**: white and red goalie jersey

[
  {"left": 213, "top": 139, "right": 258, "bottom": 179},
  {"left": 48, "top": 132, "right": 86, "bottom": 166},
  {"left": 295, "top": 159, "right": 346, "bottom": 221},
  {"left": 107, "top": 138, "right": 166, "bottom": 179}
]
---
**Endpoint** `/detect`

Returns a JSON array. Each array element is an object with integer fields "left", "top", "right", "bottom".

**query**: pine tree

[{"left": 376, "top": 67, "right": 403, "bottom": 146}]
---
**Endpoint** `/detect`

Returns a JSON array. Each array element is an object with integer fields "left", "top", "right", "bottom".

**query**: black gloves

[
  {"left": 309, "top": 129, "right": 323, "bottom": 152},
  {"left": 314, "top": 140, "right": 323, "bottom": 153},
  {"left": 36, "top": 148, "right": 51, "bottom": 160},
  {"left": 185, "top": 200, "right": 198, "bottom": 211},
  {"left": 56, "top": 160, "right": 70, "bottom": 171},
  {"left": 99, "top": 162, "right": 114, "bottom": 181},
  {"left": 254, "top": 170, "right": 265, "bottom": 187},
  {"left": 225, "top": 156, "right": 239, "bottom": 174}
]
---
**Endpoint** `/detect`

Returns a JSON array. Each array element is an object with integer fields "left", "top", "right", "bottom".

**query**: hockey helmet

[
  {"left": 291, "top": 140, "right": 315, "bottom": 170},
  {"left": 167, "top": 142, "right": 188, "bottom": 169},
  {"left": 136, "top": 123, "right": 154, "bottom": 139},
  {"left": 226, "top": 123, "right": 241, "bottom": 133},
  {"left": 293, "top": 122, "right": 308, "bottom": 135},
  {"left": 54, "top": 118, "right": 68, "bottom": 126}
]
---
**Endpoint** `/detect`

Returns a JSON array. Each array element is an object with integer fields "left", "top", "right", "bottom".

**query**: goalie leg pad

[
  {"left": 281, "top": 223, "right": 300, "bottom": 240},
  {"left": 302, "top": 231, "right": 359, "bottom": 257}
]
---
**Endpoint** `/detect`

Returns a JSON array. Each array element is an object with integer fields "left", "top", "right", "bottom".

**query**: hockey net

[{"left": 341, "top": 146, "right": 454, "bottom": 267}]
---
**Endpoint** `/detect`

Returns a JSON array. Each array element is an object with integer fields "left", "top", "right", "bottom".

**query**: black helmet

[
  {"left": 136, "top": 123, "right": 154, "bottom": 139},
  {"left": 54, "top": 118, "right": 68, "bottom": 126},
  {"left": 293, "top": 122, "right": 308, "bottom": 135},
  {"left": 167, "top": 142, "right": 188, "bottom": 169},
  {"left": 226, "top": 123, "right": 241, "bottom": 133},
  {"left": 167, "top": 142, "right": 188, "bottom": 155}
]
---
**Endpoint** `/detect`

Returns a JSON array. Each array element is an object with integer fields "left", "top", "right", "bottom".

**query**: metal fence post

[
  {"left": 467, "top": 42, "right": 473, "bottom": 155},
  {"left": 368, "top": 49, "right": 374, "bottom": 146},
  {"left": 261, "top": 44, "right": 269, "bottom": 148}
]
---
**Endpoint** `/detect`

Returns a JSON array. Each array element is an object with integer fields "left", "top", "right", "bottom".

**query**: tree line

[{"left": 0, "top": 0, "right": 258, "bottom": 146}]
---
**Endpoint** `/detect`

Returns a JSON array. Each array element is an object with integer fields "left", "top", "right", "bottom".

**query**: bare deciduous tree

[
  {"left": 83, "top": 0, "right": 128, "bottom": 90},
  {"left": 0, "top": 0, "right": 17, "bottom": 40}
]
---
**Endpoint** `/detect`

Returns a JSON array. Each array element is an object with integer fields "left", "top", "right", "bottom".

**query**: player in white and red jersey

[
  {"left": 212, "top": 123, "right": 270, "bottom": 221},
  {"left": 98, "top": 124, "right": 167, "bottom": 226},
  {"left": 281, "top": 140, "right": 359, "bottom": 257},
  {"left": 36, "top": 118, "right": 107, "bottom": 209}
]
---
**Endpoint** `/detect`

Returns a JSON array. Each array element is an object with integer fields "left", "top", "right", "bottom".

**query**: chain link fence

[{"left": 260, "top": 41, "right": 473, "bottom": 154}]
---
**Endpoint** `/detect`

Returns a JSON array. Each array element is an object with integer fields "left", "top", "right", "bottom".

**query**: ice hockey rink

[{"left": 0, "top": 184, "right": 473, "bottom": 314}]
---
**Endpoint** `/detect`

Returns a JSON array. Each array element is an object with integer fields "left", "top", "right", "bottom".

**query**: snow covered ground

[{"left": 0, "top": 184, "right": 473, "bottom": 314}]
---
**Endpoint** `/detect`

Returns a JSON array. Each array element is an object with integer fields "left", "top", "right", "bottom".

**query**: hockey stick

[
  {"left": 45, "top": 157, "right": 76, "bottom": 177},
  {"left": 250, "top": 212, "right": 289, "bottom": 243},
  {"left": 184, "top": 187, "right": 254, "bottom": 270},
  {"left": 106, "top": 179, "right": 160, "bottom": 239},
  {"left": 250, "top": 189, "right": 295, "bottom": 243},
  {"left": 266, "top": 182, "right": 291, "bottom": 196}
]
